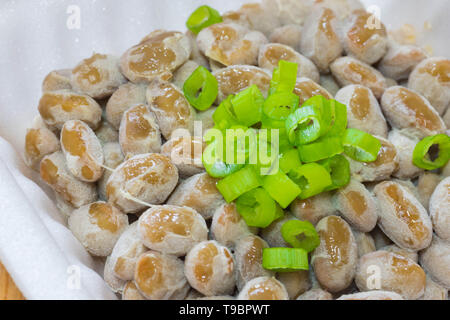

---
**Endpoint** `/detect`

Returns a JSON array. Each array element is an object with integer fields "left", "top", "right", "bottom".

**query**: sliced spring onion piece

[
  {"left": 262, "top": 170, "right": 301, "bottom": 208},
  {"left": 224, "top": 126, "right": 258, "bottom": 165},
  {"left": 262, "top": 248, "right": 309, "bottom": 272},
  {"left": 202, "top": 141, "right": 243, "bottom": 178},
  {"left": 285, "top": 105, "right": 324, "bottom": 145},
  {"left": 281, "top": 220, "right": 320, "bottom": 253},
  {"left": 298, "top": 136, "right": 343, "bottom": 163},
  {"left": 183, "top": 66, "right": 218, "bottom": 111},
  {"left": 412, "top": 134, "right": 450, "bottom": 170},
  {"left": 213, "top": 95, "right": 239, "bottom": 130},
  {"left": 262, "top": 92, "right": 299, "bottom": 128},
  {"left": 289, "top": 163, "right": 332, "bottom": 199},
  {"left": 342, "top": 128, "right": 381, "bottom": 162},
  {"left": 319, "top": 154, "right": 350, "bottom": 191},
  {"left": 279, "top": 148, "right": 302, "bottom": 174},
  {"left": 216, "top": 166, "right": 262, "bottom": 202},
  {"left": 269, "top": 60, "right": 298, "bottom": 95},
  {"left": 230, "top": 85, "right": 264, "bottom": 126},
  {"left": 324, "top": 99, "right": 348, "bottom": 137},
  {"left": 236, "top": 187, "right": 279, "bottom": 228},
  {"left": 186, "top": 5, "right": 222, "bottom": 34}
]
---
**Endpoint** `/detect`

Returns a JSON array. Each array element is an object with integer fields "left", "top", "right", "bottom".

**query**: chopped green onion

[
  {"left": 202, "top": 141, "right": 243, "bottom": 178},
  {"left": 183, "top": 66, "right": 218, "bottom": 111},
  {"left": 262, "top": 248, "right": 309, "bottom": 272},
  {"left": 224, "top": 126, "right": 258, "bottom": 165},
  {"left": 216, "top": 166, "right": 261, "bottom": 202},
  {"left": 186, "top": 5, "right": 223, "bottom": 34},
  {"left": 342, "top": 128, "right": 381, "bottom": 162},
  {"left": 285, "top": 105, "right": 324, "bottom": 145},
  {"left": 230, "top": 85, "right": 264, "bottom": 126},
  {"left": 279, "top": 148, "right": 302, "bottom": 174},
  {"left": 412, "top": 134, "right": 450, "bottom": 170},
  {"left": 324, "top": 99, "right": 348, "bottom": 137},
  {"left": 269, "top": 60, "right": 298, "bottom": 95},
  {"left": 319, "top": 154, "right": 350, "bottom": 191},
  {"left": 298, "top": 136, "right": 343, "bottom": 163},
  {"left": 262, "top": 92, "right": 299, "bottom": 128},
  {"left": 262, "top": 170, "right": 301, "bottom": 208},
  {"left": 281, "top": 220, "right": 320, "bottom": 253},
  {"left": 213, "top": 95, "right": 239, "bottom": 130},
  {"left": 236, "top": 187, "right": 280, "bottom": 228},
  {"left": 289, "top": 163, "right": 332, "bottom": 199}
]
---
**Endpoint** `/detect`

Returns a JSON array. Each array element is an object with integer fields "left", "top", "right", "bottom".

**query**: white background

[{"left": 0, "top": 0, "right": 448, "bottom": 299}]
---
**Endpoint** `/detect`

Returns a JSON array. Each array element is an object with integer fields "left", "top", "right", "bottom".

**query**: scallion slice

[
  {"left": 298, "top": 136, "right": 343, "bottom": 163},
  {"left": 285, "top": 105, "right": 324, "bottom": 145},
  {"left": 212, "top": 95, "right": 239, "bottom": 130},
  {"left": 279, "top": 148, "right": 302, "bottom": 174},
  {"left": 183, "top": 66, "right": 218, "bottom": 111},
  {"left": 230, "top": 85, "right": 264, "bottom": 126},
  {"left": 202, "top": 141, "right": 243, "bottom": 178},
  {"left": 289, "top": 163, "right": 332, "bottom": 199},
  {"left": 262, "top": 91, "right": 299, "bottom": 128},
  {"left": 319, "top": 154, "right": 350, "bottom": 191},
  {"left": 269, "top": 60, "right": 298, "bottom": 95},
  {"left": 216, "top": 165, "right": 262, "bottom": 202},
  {"left": 236, "top": 187, "right": 281, "bottom": 228},
  {"left": 412, "top": 134, "right": 450, "bottom": 170},
  {"left": 262, "top": 170, "right": 301, "bottom": 208},
  {"left": 342, "top": 128, "right": 381, "bottom": 162},
  {"left": 186, "top": 5, "right": 222, "bottom": 34},
  {"left": 281, "top": 220, "right": 320, "bottom": 253},
  {"left": 262, "top": 247, "right": 309, "bottom": 272}
]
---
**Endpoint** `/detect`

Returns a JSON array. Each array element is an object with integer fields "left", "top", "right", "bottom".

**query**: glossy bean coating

[
  {"left": 294, "top": 77, "right": 333, "bottom": 106},
  {"left": 277, "top": 270, "right": 311, "bottom": 300},
  {"left": 146, "top": 79, "right": 195, "bottom": 139},
  {"left": 330, "top": 57, "right": 387, "bottom": 99},
  {"left": 237, "top": 276, "right": 289, "bottom": 300},
  {"left": 408, "top": 57, "right": 450, "bottom": 115},
  {"left": 378, "top": 41, "right": 427, "bottom": 81},
  {"left": 120, "top": 30, "right": 191, "bottom": 83},
  {"left": 355, "top": 250, "right": 426, "bottom": 299},
  {"left": 340, "top": 10, "right": 387, "bottom": 64},
  {"left": 161, "top": 135, "right": 204, "bottom": 178},
  {"left": 197, "top": 22, "right": 268, "bottom": 67},
  {"left": 269, "top": 24, "right": 302, "bottom": 52},
  {"left": 94, "top": 120, "right": 119, "bottom": 145},
  {"left": 213, "top": 65, "right": 271, "bottom": 103},
  {"left": 235, "top": 235, "right": 274, "bottom": 290},
  {"left": 419, "top": 235, "right": 450, "bottom": 289},
  {"left": 388, "top": 129, "right": 422, "bottom": 179},
  {"left": 417, "top": 172, "right": 441, "bottom": 209},
  {"left": 334, "top": 179, "right": 378, "bottom": 232},
  {"left": 379, "top": 244, "right": 418, "bottom": 263},
  {"left": 210, "top": 202, "right": 257, "bottom": 249},
  {"left": 420, "top": 275, "right": 448, "bottom": 300},
  {"left": 167, "top": 172, "right": 223, "bottom": 220},
  {"left": 334, "top": 84, "right": 388, "bottom": 138},
  {"left": 24, "top": 126, "right": 60, "bottom": 171},
  {"left": 296, "top": 288, "right": 332, "bottom": 300},
  {"left": 261, "top": 215, "right": 297, "bottom": 247},
  {"left": 184, "top": 240, "right": 236, "bottom": 296},
  {"left": 299, "top": 7, "right": 343, "bottom": 72},
  {"left": 104, "top": 256, "right": 126, "bottom": 293},
  {"left": 42, "top": 69, "right": 72, "bottom": 92},
  {"left": 346, "top": 135, "right": 398, "bottom": 182},
  {"left": 290, "top": 192, "right": 336, "bottom": 226},
  {"left": 61, "top": 120, "right": 104, "bottom": 182},
  {"left": 40, "top": 151, "right": 97, "bottom": 208},
  {"left": 353, "top": 230, "right": 376, "bottom": 258},
  {"left": 338, "top": 290, "right": 403, "bottom": 300},
  {"left": 106, "top": 153, "right": 178, "bottom": 213},
  {"left": 71, "top": 53, "right": 126, "bottom": 99},
  {"left": 312, "top": 215, "right": 358, "bottom": 292},
  {"left": 109, "top": 222, "right": 147, "bottom": 281},
  {"left": 119, "top": 104, "right": 161, "bottom": 156},
  {"left": 97, "top": 142, "right": 124, "bottom": 200},
  {"left": 38, "top": 90, "right": 102, "bottom": 130},
  {"left": 429, "top": 177, "right": 450, "bottom": 241},
  {"left": 122, "top": 281, "right": 147, "bottom": 300},
  {"left": 373, "top": 181, "right": 432, "bottom": 250},
  {"left": 105, "top": 82, "right": 147, "bottom": 129},
  {"left": 134, "top": 251, "right": 189, "bottom": 300},
  {"left": 381, "top": 86, "right": 446, "bottom": 139},
  {"left": 68, "top": 201, "right": 128, "bottom": 256},
  {"left": 258, "top": 43, "right": 319, "bottom": 82},
  {"left": 138, "top": 205, "right": 208, "bottom": 256}
]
